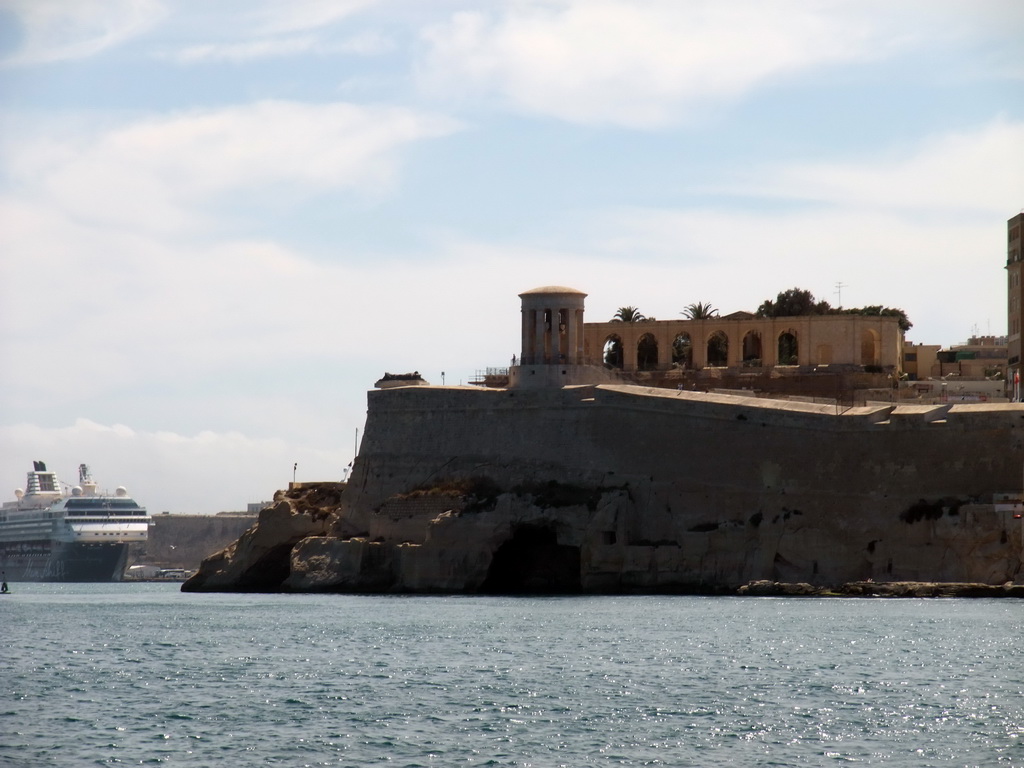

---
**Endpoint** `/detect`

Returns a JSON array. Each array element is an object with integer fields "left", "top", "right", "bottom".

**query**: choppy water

[{"left": 2, "top": 584, "right": 1023, "bottom": 767}]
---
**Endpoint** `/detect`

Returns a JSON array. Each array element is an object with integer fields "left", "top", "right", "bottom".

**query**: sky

[{"left": 1, "top": 0, "right": 1023, "bottom": 514}]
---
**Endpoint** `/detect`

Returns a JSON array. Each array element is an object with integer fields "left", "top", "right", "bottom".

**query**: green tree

[
  {"left": 681, "top": 302, "right": 719, "bottom": 320},
  {"left": 846, "top": 305, "right": 913, "bottom": 332},
  {"left": 672, "top": 334, "right": 693, "bottom": 366},
  {"left": 756, "top": 288, "right": 831, "bottom": 318},
  {"left": 611, "top": 306, "right": 646, "bottom": 322},
  {"left": 755, "top": 288, "right": 912, "bottom": 332}
]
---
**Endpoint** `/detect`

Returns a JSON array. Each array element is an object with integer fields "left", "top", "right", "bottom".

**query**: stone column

[
  {"left": 521, "top": 307, "right": 531, "bottom": 363},
  {"left": 727, "top": 328, "right": 741, "bottom": 368},
  {"left": 567, "top": 309, "right": 579, "bottom": 364},
  {"left": 535, "top": 309, "right": 547, "bottom": 364},
  {"left": 693, "top": 323, "right": 707, "bottom": 368},
  {"left": 552, "top": 309, "right": 561, "bottom": 362}
]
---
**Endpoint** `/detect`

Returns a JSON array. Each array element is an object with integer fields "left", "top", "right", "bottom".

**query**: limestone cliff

[
  {"left": 181, "top": 484, "right": 338, "bottom": 592},
  {"left": 184, "top": 384, "right": 1024, "bottom": 593}
]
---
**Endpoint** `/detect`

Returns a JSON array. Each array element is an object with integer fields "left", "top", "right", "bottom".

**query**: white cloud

[
  {"left": 1, "top": 101, "right": 462, "bottom": 234},
  {"left": 0, "top": 419, "right": 340, "bottom": 513},
  {"left": 335, "top": 30, "right": 395, "bottom": 55},
  {"left": 584, "top": 206, "right": 1003, "bottom": 328},
  {"left": 1, "top": 0, "right": 166, "bottom": 67},
  {"left": 416, "top": 0, "right": 887, "bottom": 127},
  {"left": 733, "top": 119, "right": 1024, "bottom": 216},
  {"left": 173, "top": 35, "right": 320, "bottom": 64},
  {"left": 573, "top": 120, "right": 1023, "bottom": 338},
  {"left": 415, "top": 0, "right": 1024, "bottom": 127},
  {"left": 170, "top": 30, "right": 394, "bottom": 64},
  {"left": 245, "top": 0, "right": 379, "bottom": 37},
  {"left": 159, "top": 0, "right": 390, "bottom": 64}
]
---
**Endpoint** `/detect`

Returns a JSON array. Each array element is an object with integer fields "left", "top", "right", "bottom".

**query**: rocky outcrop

[
  {"left": 181, "top": 483, "right": 339, "bottom": 592},
  {"left": 738, "top": 580, "right": 1024, "bottom": 598},
  {"left": 183, "top": 385, "right": 1024, "bottom": 594}
]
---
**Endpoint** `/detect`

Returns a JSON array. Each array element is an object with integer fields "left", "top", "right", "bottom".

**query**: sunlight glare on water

[{"left": 2, "top": 583, "right": 1023, "bottom": 767}]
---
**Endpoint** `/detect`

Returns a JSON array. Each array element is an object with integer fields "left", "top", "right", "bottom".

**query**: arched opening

[
  {"left": 861, "top": 329, "right": 880, "bottom": 366},
  {"left": 778, "top": 331, "right": 798, "bottom": 365},
  {"left": 603, "top": 335, "right": 623, "bottom": 369},
  {"left": 637, "top": 333, "right": 658, "bottom": 371},
  {"left": 672, "top": 333, "right": 693, "bottom": 368},
  {"left": 536, "top": 308, "right": 553, "bottom": 362},
  {"left": 232, "top": 543, "right": 296, "bottom": 591},
  {"left": 707, "top": 331, "right": 729, "bottom": 367},
  {"left": 480, "top": 525, "right": 581, "bottom": 594},
  {"left": 742, "top": 330, "right": 762, "bottom": 367}
]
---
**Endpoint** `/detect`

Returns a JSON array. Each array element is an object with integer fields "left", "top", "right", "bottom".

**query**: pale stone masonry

[{"left": 585, "top": 313, "right": 902, "bottom": 372}]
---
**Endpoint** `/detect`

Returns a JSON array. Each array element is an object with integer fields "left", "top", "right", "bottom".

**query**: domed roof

[{"left": 519, "top": 285, "right": 587, "bottom": 296}]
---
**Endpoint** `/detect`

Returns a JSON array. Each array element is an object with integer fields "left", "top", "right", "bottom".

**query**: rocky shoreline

[
  {"left": 181, "top": 476, "right": 1024, "bottom": 596},
  {"left": 736, "top": 580, "right": 1024, "bottom": 598}
]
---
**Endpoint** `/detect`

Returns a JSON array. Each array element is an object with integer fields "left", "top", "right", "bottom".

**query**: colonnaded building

[
  {"left": 504, "top": 285, "right": 903, "bottom": 401},
  {"left": 497, "top": 212, "right": 1023, "bottom": 401}
]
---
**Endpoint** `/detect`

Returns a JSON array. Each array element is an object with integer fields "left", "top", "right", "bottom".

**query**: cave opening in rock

[
  {"left": 236, "top": 542, "right": 295, "bottom": 592},
  {"left": 480, "top": 525, "right": 582, "bottom": 594}
]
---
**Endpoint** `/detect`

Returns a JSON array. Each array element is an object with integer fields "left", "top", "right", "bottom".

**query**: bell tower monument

[{"left": 510, "top": 285, "right": 592, "bottom": 388}]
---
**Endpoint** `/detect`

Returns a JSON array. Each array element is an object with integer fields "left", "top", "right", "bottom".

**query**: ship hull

[{"left": 0, "top": 540, "right": 130, "bottom": 582}]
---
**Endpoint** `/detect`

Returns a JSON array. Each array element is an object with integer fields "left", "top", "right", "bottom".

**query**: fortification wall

[
  {"left": 187, "top": 384, "right": 1024, "bottom": 592},
  {"left": 133, "top": 513, "right": 258, "bottom": 570},
  {"left": 327, "top": 384, "right": 1024, "bottom": 591},
  {"left": 351, "top": 385, "right": 1021, "bottom": 509}
]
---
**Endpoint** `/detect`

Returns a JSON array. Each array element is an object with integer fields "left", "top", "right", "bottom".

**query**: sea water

[{"left": 1, "top": 584, "right": 1023, "bottom": 767}]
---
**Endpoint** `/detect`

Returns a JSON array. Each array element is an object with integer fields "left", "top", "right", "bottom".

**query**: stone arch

[
  {"left": 742, "top": 330, "right": 763, "bottom": 366},
  {"left": 861, "top": 328, "right": 880, "bottom": 366},
  {"left": 707, "top": 330, "right": 729, "bottom": 367},
  {"left": 603, "top": 334, "right": 623, "bottom": 369},
  {"left": 778, "top": 331, "right": 798, "bottom": 365},
  {"left": 637, "top": 333, "right": 658, "bottom": 371},
  {"left": 672, "top": 333, "right": 693, "bottom": 368}
]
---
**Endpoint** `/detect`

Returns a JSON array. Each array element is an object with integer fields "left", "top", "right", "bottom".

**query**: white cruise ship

[{"left": 0, "top": 462, "right": 150, "bottom": 582}]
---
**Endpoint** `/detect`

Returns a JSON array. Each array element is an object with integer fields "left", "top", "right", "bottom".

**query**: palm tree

[
  {"left": 681, "top": 302, "right": 718, "bottom": 320},
  {"left": 611, "top": 306, "right": 646, "bottom": 322}
]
